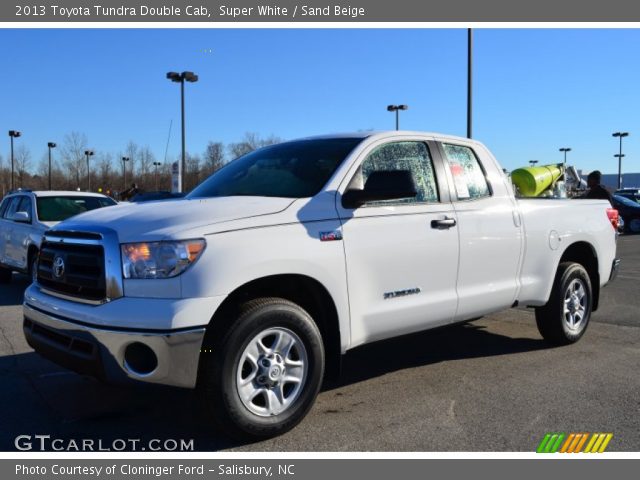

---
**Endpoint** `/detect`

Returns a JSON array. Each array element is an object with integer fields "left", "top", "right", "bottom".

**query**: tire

[
  {"left": 0, "top": 266, "right": 11, "bottom": 284},
  {"left": 535, "top": 262, "right": 592, "bottom": 345},
  {"left": 629, "top": 218, "right": 640, "bottom": 234},
  {"left": 198, "top": 298, "right": 325, "bottom": 440}
]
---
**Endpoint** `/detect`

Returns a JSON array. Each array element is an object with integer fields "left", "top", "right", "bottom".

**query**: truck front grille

[{"left": 37, "top": 241, "right": 106, "bottom": 302}]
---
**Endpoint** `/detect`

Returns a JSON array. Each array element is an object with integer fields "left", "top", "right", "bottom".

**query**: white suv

[{"left": 0, "top": 190, "right": 116, "bottom": 283}]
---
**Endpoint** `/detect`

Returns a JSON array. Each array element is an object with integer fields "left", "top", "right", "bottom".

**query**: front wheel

[
  {"left": 535, "top": 262, "right": 592, "bottom": 345},
  {"left": 198, "top": 298, "right": 325, "bottom": 440}
]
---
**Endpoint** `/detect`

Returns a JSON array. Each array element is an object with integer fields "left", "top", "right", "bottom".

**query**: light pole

[
  {"left": 153, "top": 161, "right": 162, "bottom": 190},
  {"left": 614, "top": 154, "right": 625, "bottom": 188},
  {"left": 8, "top": 130, "right": 21, "bottom": 191},
  {"left": 529, "top": 160, "right": 539, "bottom": 167},
  {"left": 612, "top": 132, "right": 629, "bottom": 190},
  {"left": 47, "top": 142, "right": 56, "bottom": 190},
  {"left": 386, "top": 105, "right": 408, "bottom": 130},
  {"left": 167, "top": 71, "right": 198, "bottom": 193},
  {"left": 84, "top": 150, "right": 94, "bottom": 191},
  {"left": 121, "top": 156, "right": 130, "bottom": 191},
  {"left": 467, "top": 28, "right": 473, "bottom": 139},
  {"left": 559, "top": 147, "right": 571, "bottom": 167}
]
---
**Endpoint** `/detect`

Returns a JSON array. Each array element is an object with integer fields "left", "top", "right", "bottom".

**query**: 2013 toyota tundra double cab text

[{"left": 22, "top": 131, "right": 619, "bottom": 439}]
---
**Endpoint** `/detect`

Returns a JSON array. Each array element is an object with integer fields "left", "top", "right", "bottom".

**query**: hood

[{"left": 52, "top": 196, "right": 295, "bottom": 242}]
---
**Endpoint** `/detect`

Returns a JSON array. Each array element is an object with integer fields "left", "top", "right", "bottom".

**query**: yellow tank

[{"left": 511, "top": 164, "right": 563, "bottom": 197}]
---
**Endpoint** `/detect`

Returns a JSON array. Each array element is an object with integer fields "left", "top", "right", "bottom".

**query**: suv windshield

[
  {"left": 36, "top": 196, "right": 116, "bottom": 222},
  {"left": 188, "top": 138, "right": 364, "bottom": 199}
]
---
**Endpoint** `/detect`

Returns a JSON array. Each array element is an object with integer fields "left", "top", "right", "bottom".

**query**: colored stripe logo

[{"left": 537, "top": 433, "right": 613, "bottom": 453}]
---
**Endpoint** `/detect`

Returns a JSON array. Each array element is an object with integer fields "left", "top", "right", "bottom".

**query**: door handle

[{"left": 431, "top": 217, "right": 457, "bottom": 229}]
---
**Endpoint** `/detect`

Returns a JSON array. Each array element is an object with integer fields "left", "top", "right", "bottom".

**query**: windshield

[
  {"left": 36, "top": 196, "right": 116, "bottom": 222},
  {"left": 188, "top": 138, "right": 364, "bottom": 199}
]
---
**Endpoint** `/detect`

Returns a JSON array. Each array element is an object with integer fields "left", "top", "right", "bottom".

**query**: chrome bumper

[{"left": 23, "top": 302, "right": 205, "bottom": 389}]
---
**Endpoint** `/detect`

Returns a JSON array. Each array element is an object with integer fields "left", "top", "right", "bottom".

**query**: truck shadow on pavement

[
  {"left": 0, "top": 318, "right": 548, "bottom": 452},
  {"left": 0, "top": 274, "right": 30, "bottom": 306}
]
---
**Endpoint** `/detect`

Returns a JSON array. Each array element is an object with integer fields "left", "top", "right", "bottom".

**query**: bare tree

[
  {"left": 125, "top": 140, "right": 139, "bottom": 180},
  {"left": 202, "top": 142, "right": 225, "bottom": 176},
  {"left": 14, "top": 145, "right": 31, "bottom": 188},
  {"left": 228, "top": 132, "right": 282, "bottom": 159},
  {"left": 60, "top": 132, "right": 88, "bottom": 189}
]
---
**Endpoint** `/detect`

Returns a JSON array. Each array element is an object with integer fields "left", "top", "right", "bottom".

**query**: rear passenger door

[
  {"left": 437, "top": 142, "right": 523, "bottom": 320},
  {"left": 337, "top": 139, "right": 460, "bottom": 347},
  {"left": 0, "top": 196, "right": 23, "bottom": 267}
]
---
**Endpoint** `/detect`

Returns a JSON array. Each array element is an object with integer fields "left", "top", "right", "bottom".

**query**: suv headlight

[{"left": 121, "top": 239, "right": 206, "bottom": 279}]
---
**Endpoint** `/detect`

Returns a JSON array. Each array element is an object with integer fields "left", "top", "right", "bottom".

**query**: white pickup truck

[{"left": 22, "top": 131, "right": 619, "bottom": 439}]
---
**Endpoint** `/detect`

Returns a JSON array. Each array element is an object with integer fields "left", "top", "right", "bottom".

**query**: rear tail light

[{"left": 606, "top": 208, "right": 619, "bottom": 231}]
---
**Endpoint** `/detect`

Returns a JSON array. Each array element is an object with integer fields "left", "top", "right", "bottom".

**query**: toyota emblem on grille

[{"left": 52, "top": 255, "right": 65, "bottom": 279}]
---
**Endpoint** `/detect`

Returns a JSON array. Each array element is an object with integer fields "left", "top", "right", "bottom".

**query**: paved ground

[{"left": 0, "top": 236, "right": 638, "bottom": 452}]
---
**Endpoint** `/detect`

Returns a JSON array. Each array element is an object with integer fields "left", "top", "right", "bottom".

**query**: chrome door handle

[{"left": 431, "top": 217, "right": 457, "bottom": 229}]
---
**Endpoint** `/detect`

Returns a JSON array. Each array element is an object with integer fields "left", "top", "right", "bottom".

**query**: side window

[
  {"left": 18, "top": 196, "right": 33, "bottom": 219},
  {"left": 442, "top": 144, "right": 490, "bottom": 200},
  {"left": 0, "top": 198, "right": 10, "bottom": 218},
  {"left": 357, "top": 141, "right": 439, "bottom": 205},
  {"left": 2, "top": 197, "right": 21, "bottom": 219}
]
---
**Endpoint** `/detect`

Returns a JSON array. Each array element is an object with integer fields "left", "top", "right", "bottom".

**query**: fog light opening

[{"left": 124, "top": 342, "right": 158, "bottom": 376}]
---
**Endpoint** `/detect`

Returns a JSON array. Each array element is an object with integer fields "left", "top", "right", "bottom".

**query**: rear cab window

[{"left": 441, "top": 143, "right": 491, "bottom": 200}]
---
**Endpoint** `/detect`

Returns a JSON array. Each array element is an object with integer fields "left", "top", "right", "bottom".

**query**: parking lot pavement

[{"left": 0, "top": 236, "right": 638, "bottom": 451}]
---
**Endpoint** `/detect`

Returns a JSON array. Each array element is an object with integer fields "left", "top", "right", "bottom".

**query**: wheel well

[
  {"left": 206, "top": 274, "right": 342, "bottom": 382},
  {"left": 27, "top": 245, "right": 38, "bottom": 270},
  {"left": 559, "top": 242, "right": 600, "bottom": 310}
]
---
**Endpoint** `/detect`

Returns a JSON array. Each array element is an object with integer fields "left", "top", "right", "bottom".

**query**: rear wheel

[
  {"left": 198, "top": 298, "right": 325, "bottom": 440},
  {"left": 535, "top": 262, "right": 592, "bottom": 345}
]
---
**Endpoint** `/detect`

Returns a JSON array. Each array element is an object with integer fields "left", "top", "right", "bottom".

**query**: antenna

[{"left": 163, "top": 119, "right": 173, "bottom": 164}]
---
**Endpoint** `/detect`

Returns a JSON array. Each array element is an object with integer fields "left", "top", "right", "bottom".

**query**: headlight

[{"left": 121, "top": 239, "right": 206, "bottom": 279}]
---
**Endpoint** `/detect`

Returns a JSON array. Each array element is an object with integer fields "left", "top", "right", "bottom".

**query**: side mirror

[
  {"left": 342, "top": 170, "right": 417, "bottom": 209},
  {"left": 10, "top": 211, "right": 31, "bottom": 223}
]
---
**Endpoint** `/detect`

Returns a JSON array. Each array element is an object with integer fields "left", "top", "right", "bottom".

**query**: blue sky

[{"left": 1, "top": 28, "right": 639, "bottom": 174}]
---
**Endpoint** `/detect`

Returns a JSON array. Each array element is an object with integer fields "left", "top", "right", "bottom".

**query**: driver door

[{"left": 337, "top": 139, "right": 460, "bottom": 347}]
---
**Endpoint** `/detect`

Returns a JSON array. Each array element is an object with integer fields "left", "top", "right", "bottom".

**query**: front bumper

[{"left": 23, "top": 302, "right": 206, "bottom": 389}]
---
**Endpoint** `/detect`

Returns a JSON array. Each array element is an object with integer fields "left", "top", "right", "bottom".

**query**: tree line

[{"left": 0, "top": 131, "right": 281, "bottom": 198}]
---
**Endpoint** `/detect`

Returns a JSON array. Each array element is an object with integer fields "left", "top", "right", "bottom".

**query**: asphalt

[{"left": 0, "top": 235, "right": 638, "bottom": 452}]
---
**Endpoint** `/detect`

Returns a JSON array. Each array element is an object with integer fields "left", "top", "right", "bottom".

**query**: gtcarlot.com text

[{"left": 14, "top": 435, "right": 194, "bottom": 451}]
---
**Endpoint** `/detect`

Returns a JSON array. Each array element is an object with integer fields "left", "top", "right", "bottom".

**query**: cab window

[
  {"left": 2, "top": 197, "right": 23, "bottom": 220},
  {"left": 354, "top": 141, "right": 439, "bottom": 205},
  {"left": 442, "top": 144, "right": 490, "bottom": 200}
]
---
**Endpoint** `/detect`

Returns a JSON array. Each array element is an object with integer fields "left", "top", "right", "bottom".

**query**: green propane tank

[{"left": 511, "top": 164, "right": 563, "bottom": 197}]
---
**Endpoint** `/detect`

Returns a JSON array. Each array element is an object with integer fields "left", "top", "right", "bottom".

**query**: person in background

[
  {"left": 120, "top": 183, "right": 140, "bottom": 201},
  {"left": 584, "top": 170, "right": 613, "bottom": 205}
]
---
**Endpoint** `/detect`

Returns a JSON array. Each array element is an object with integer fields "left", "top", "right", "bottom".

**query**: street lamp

[
  {"left": 167, "top": 71, "right": 199, "bottom": 193},
  {"left": 529, "top": 160, "right": 539, "bottom": 167},
  {"left": 559, "top": 147, "right": 571, "bottom": 166},
  {"left": 47, "top": 142, "right": 56, "bottom": 190},
  {"left": 467, "top": 28, "right": 473, "bottom": 139},
  {"left": 84, "top": 150, "right": 94, "bottom": 191},
  {"left": 121, "top": 156, "right": 130, "bottom": 190},
  {"left": 614, "top": 154, "right": 625, "bottom": 188},
  {"left": 153, "top": 161, "right": 162, "bottom": 190},
  {"left": 386, "top": 105, "right": 408, "bottom": 130},
  {"left": 8, "top": 130, "right": 21, "bottom": 191},
  {"left": 612, "top": 132, "right": 629, "bottom": 190}
]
